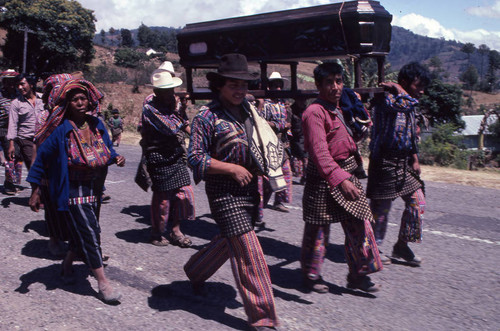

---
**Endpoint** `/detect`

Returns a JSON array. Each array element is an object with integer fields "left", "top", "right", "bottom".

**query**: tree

[
  {"left": 109, "top": 27, "right": 116, "bottom": 35},
  {"left": 0, "top": 0, "right": 96, "bottom": 75},
  {"left": 100, "top": 29, "right": 106, "bottom": 45},
  {"left": 485, "top": 50, "right": 500, "bottom": 92},
  {"left": 461, "top": 42, "right": 475, "bottom": 65},
  {"left": 459, "top": 65, "right": 479, "bottom": 97},
  {"left": 120, "top": 28, "right": 134, "bottom": 47},
  {"left": 419, "top": 79, "right": 464, "bottom": 129},
  {"left": 114, "top": 48, "right": 146, "bottom": 68},
  {"left": 137, "top": 23, "right": 153, "bottom": 47},
  {"left": 428, "top": 56, "right": 446, "bottom": 80},
  {"left": 477, "top": 44, "right": 490, "bottom": 80}
]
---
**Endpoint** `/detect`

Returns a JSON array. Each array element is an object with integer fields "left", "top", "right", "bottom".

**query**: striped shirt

[
  {"left": 261, "top": 99, "right": 287, "bottom": 131},
  {"left": 302, "top": 98, "right": 358, "bottom": 189},
  {"left": 142, "top": 94, "right": 185, "bottom": 136},
  {"left": 369, "top": 92, "right": 419, "bottom": 159},
  {"left": 6, "top": 95, "right": 44, "bottom": 140},
  {"left": 0, "top": 97, "right": 13, "bottom": 129},
  {"left": 188, "top": 99, "right": 251, "bottom": 184}
]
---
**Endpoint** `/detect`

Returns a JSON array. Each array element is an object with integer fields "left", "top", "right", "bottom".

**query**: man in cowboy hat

[
  {"left": 140, "top": 69, "right": 195, "bottom": 248},
  {"left": 185, "top": 53, "right": 281, "bottom": 330},
  {"left": 259, "top": 71, "right": 293, "bottom": 213}
]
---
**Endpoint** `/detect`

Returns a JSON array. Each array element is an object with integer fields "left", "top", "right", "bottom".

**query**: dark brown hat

[{"left": 206, "top": 53, "right": 259, "bottom": 82}]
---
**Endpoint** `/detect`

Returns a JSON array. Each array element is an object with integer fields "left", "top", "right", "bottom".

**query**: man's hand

[
  {"left": 230, "top": 164, "right": 253, "bottom": 187},
  {"left": 339, "top": 178, "right": 360, "bottom": 201},
  {"left": 379, "top": 81, "right": 407, "bottom": 95},
  {"left": 7, "top": 141, "right": 15, "bottom": 161},
  {"left": 412, "top": 154, "right": 421, "bottom": 175}
]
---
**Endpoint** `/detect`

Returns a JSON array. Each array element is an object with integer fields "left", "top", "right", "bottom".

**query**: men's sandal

[
  {"left": 170, "top": 233, "right": 192, "bottom": 248},
  {"left": 303, "top": 276, "right": 329, "bottom": 294},
  {"left": 150, "top": 236, "right": 170, "bottom": 246},
  {"left": 392, "top": 243, "right": 422, "bottom": 266},
  {"left": 378, "top": 250, "right": 392, "bottom": 265},
  {"left": 346, "top": 274, "right": 381, "bottom": 292}
]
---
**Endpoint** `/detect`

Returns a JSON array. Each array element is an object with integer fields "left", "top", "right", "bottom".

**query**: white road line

[
  {"left": 105, "top": 180, "right": 126, "bottom": 184},
  {"left": 285, "top": 204, "right": 500, "bottom": 246}
]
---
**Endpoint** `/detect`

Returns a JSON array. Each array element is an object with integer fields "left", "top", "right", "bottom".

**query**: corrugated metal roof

[{"left": 459, "top": 115, "right": 497, "bottom": 136}]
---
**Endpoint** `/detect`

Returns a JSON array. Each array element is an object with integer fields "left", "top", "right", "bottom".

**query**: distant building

[
  {"left": 457, "top": 115, "right": 500, "bottom": 151},
  {"left": 146, "top": 48, "right": 161, "bottom": 56}
]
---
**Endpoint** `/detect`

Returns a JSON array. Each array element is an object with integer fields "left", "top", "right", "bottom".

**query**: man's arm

[{"left": 6, "top": 100, "right": 18, "bottom": 160}]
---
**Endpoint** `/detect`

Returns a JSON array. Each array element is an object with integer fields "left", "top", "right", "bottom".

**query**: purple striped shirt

[{"left": 188, "top": 100, "right": 252, "bottom": 184}]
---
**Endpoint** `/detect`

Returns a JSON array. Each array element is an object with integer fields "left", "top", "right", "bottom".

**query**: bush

[
  {"left": 419, "top": 123, "right": 468, "bottom": 168},
  {"left": 114, "top": 48, "right": 148, "bottom": 68},
  {"left": 88, "top": 61, "right": 128, "bottom": 83}
]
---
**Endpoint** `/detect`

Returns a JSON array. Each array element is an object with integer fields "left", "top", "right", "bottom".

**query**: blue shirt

[
  {"left": 369, "top": 92, "right": 419, "bottom": 159},
  {"left": 27, "top": 116, "right": 118, "bottom": 211}
]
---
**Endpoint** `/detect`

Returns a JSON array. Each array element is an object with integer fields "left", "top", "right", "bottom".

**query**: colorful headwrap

[
  {"left": 35, "top": 79, "right": 104, "bottom": 145},
  {"left": 42, "top": 73, "right": 73, "bottom": 109}
]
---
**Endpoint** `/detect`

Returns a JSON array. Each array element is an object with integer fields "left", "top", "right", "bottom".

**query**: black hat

[
  {"left": 111, "top": 108, "right": 119, "bottom": 114},
  {"left": 206, "top": 54, "right": 259, "bottom": 82}
]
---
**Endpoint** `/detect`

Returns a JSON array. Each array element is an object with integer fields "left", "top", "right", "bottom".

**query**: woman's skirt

[{"left": 65, "top": 172, "right": 106, "bottom": 269}]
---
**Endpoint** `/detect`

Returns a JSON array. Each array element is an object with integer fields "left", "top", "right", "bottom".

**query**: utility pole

[{"left": 22, "top": 26, "right": 34, "bottom": 73}]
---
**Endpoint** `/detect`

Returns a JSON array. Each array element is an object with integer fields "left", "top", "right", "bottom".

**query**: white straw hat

[
  {"left": 148, "top": 71, "right": 183, "bottom": 89},
  {"left": 268, "top": 71, "right": 288, "bottom": 81},
  {"left": 153, "top": 61, "right": 178, "bottom": 76}
]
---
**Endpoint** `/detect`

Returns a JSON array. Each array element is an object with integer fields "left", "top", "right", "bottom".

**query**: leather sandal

[
  {"left": 169, "top": 233, "right": 192, "bottom": 248},
  {"left": 150, "top": 236, "right": 170, "bottom": 246},
  {"left": 303, "top": 276, "right": 329, "bottom": 294}
]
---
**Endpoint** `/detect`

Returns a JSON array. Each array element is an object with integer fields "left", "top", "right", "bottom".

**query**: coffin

[{"left": 176, "top": 0, "right": 392, "bottom": 98}]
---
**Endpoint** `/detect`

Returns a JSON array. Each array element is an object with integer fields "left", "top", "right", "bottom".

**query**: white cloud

[
  {"left": 393, "top": 13, "right": 500, "bottom": 50},
  {"left": 466, "top": 0, "right": 500, "bottom": 19},
  {"left": 80, "top": 0, "right": 500, "bottom": 50},
  {"left": 81, "top": 0, "right": 333, "bottom": 31}
]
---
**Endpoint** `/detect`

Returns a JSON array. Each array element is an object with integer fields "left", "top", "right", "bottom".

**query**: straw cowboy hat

[
  {"left": 0, "top": 69, "right": 19, "bottom": 80},
  {"left": 268, "top": 71, "right": 288, "bottom": 81},
  {"left": 148, "top": 70, "right": 183, "bottom": 89},
  {"left": 206, "top": 53, "right": 259, "bottom": 82},
  {"left": 153, "top": 61, "right": 178, "bottom": 76}
]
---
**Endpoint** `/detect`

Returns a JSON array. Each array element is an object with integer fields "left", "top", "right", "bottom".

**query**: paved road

[{"left": 1, "top": 144, "right": 499, "bottom": 330}]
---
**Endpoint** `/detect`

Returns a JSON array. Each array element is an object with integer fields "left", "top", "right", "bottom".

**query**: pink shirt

[{"left": 302, "top": 99, "right": 358, "bottom": 189}]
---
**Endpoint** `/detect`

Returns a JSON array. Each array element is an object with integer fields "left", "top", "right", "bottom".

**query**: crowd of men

[{"left": 0, "top": 58, "right": 430, "bottom": 329}]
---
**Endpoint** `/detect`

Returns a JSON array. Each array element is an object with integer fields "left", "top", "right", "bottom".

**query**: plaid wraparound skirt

[
  {"left": 145, "top": 148, "right": 191, "bottom": 192},
  {"left": 205, "top": 174, "right": 260, "bottom": 238},
  {"left": 366, "top": 156, "right": 424, "bottom": 200},
  {"left": 303, "top": 156, "right": 374, "bottom": 225}
]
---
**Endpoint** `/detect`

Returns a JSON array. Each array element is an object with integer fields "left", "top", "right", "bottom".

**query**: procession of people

[{"left": 1, "top": 55, "right": 430, "bottom": 330}]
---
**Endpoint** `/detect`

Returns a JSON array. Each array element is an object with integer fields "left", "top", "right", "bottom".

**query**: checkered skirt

[
  {"left": 303, "top": 156, "right": 374, "bottom": 225},
  {"left": 145, "top": 148, "right": 191, "bottom": 192},
  {"left": 366, "top": 156, "right": 424, "bottom": 200},
  {"left": 205, "top": 175, "right": 260, "bottom": 238}
]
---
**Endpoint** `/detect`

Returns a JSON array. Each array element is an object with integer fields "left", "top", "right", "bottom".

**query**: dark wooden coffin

[{"left": 177, "top": 0, "right": 392, "bottom": 66}]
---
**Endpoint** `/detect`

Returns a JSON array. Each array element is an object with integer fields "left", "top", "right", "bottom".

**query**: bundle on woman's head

[
  {"left": 42, "top": 73, "right": 73, "bottom": 107},
  {"left": 51, "top": 79, "right": 103, "bottom": 112},
  {"left": 35, "top": 79, "right": 104, "bottom": 145}
]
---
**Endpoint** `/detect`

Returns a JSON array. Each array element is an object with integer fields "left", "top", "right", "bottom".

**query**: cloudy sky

[{"left": 78, "top": 0, "right": 500, "bottom": 51}]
